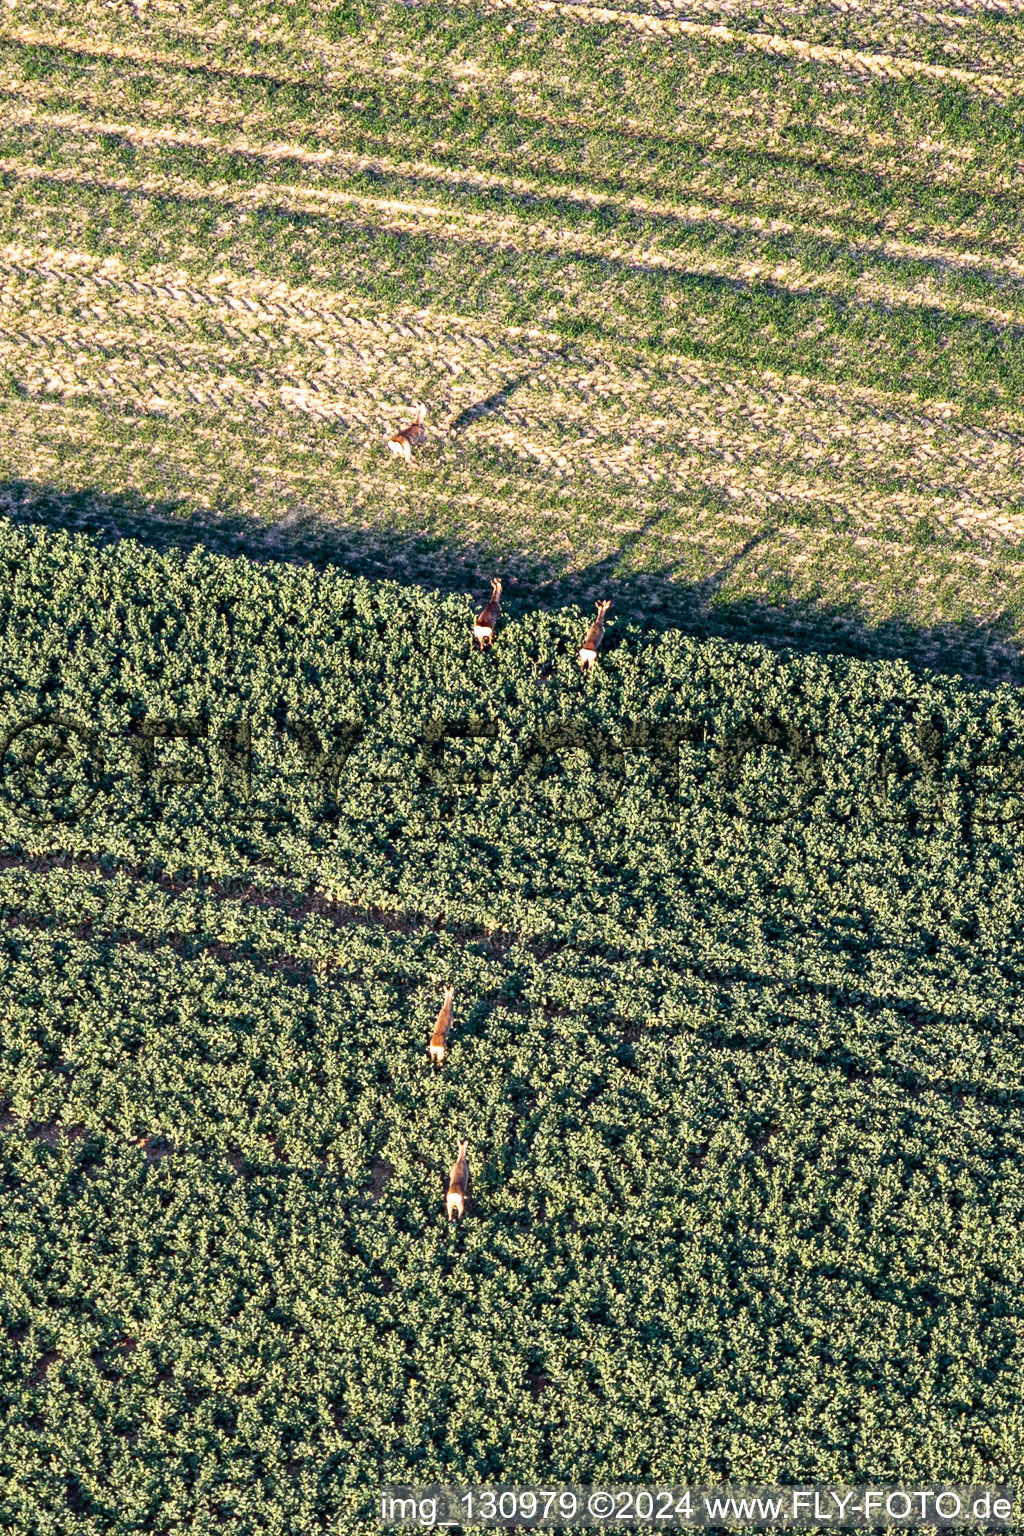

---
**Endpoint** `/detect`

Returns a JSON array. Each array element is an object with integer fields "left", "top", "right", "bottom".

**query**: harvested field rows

[
  {"left": 4, "top": 246, "right": 1024, "bottom": 527},
  {"left": 11, "top": 0, "right": 1024, "bottom": 81},
  {"left": 1, "top": 0, "right": 1024, "bottom": 677}
]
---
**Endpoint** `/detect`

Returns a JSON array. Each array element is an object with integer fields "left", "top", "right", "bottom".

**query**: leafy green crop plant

[{"left": 0, "top": 520, "right": 1021, "bottom": 1531}]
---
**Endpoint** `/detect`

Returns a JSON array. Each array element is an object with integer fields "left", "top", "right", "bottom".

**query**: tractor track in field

[
  {"left": 4, "top": 245, "right": 1024, "bottom": 538},
  {"left": 491, "top": 0, "right": 1022, "bottom": 96},
  {"left": 0, "top": 857, "right": 1017, "bottom": 1072},
  {"left": 0, "top": 851, "right": 519, "bottom": 955},
  {"left": 0, "top": 399, "right": 1019, "bottom": 549},
  {"left": 7, "top": 2, "right": 1021, "bottom": 91},
  {"left": 4, "top": 352, "right": 1020, "bottom": 536},
  {"left": 0, "top": 22, "right": 338, "bottom": 92},
  {"left": 10, "top": 400, "right": 1020, "bottom": 562},
  {"left": 7, "top": 55, "right": 1024, "bottom": 210},
  {"left": 8, "top": 102, "right": 1024, "bottom": 301},
  {"left": 3, "top": 338, "right": 1022, "bottom": 534},
  {"left": 3, "top": 906, "right": 339, "bottom": 989},
  {"left": 566, "top": 0, "right": 1017, "bottom": 32},
  {"left": 530, "top": 1, "right": 1024, "bottom": 76},
  {"left": 5, "top": 42, "right": 1024, "bottom": 206}
]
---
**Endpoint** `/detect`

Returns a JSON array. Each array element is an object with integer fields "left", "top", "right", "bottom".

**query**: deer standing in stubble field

[
  {"left": 472, "top": 578, "right": 502, "bottom": 650},
  {"left": 446, "top": 1140, "right": 470, "bottom": 1221},
  {"left": 388, "top": 404, "right": 427, "bottom": 465},
  {"left": 428, "top": 986, "right": 455, "bottom": 1064},
  {"left": 578, "top": 599, "right": 612, "bottom": 671}
]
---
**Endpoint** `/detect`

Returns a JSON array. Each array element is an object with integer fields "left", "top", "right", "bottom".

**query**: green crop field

[
  {"left": 3, "top": 3, "right": 1024, "bottom": 1531},
  {"left": 1, "top": 522, "right": 1023, "bottom": 1530},
  {"left": 1, "top": 0, "right": 1024, "bottom": 683}
]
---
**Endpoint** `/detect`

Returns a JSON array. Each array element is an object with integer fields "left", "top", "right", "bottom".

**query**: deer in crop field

[
  {"left": 388, "top": 404, "right": 427, "bottom": 465},
  {"left": 446, "top": 1140, "right": 470, "bottom": 1221},
  {"left": 473, "top": 578, "right": 502, "bottom": 650},
  {"left": 428, "top": 985, "right": 455, "bottom": 1064},
  {"left": 578, "top": 599, "right": 612, "bottom": 671}
]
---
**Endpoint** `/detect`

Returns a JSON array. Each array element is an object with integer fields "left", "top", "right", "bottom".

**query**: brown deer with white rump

[
  {"left": 472, "top": 578, "right": 502, "bottom": 650},
  {"left": 428, "top": 985, "right": 455, "bottom": 1064},
  {"left": 388, "top": 404, "right": 427, "bottom": 465},
  {"left": 578, "top": 599, "right": 612, "bottom": 671},
  {"left": 446, "top": 1140, "right": 470, "bottom": 1221}
]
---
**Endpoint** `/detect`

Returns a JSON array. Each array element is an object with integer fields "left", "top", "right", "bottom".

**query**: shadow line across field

[{"left": 1, "top": 477, "right": 1021, "bottom": 690}]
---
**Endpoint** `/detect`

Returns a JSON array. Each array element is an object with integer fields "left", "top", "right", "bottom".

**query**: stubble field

[
  {"left": 3, "top": 5, "right": 1024, "bottom": 1531},
  {"left": 1, "top": 523, "right": 1024, "bottom": 1529},
  {"left": 1, "top": 0, "right": 1024, "bottom": 680}
]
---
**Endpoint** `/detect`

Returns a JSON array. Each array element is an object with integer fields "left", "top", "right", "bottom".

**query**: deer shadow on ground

[
  {"left": 447, "top": 368, "right": 548, "bottom": 435},
  {"left": 1, "top": 477, "right": 1020, "bottom": 690}
]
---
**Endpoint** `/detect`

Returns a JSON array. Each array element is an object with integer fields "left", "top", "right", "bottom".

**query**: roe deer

[
  {"left": 473, "top": 578, "right": 502, "bottom": 650},
  {"left": 429, "top": 985, "right": 455, "bottom": 1063},
  {"left": 578, "top": 599, "right": 612, "bottom": 670},
  {"left": 388, "top": 404, "right": 427, "bottom": 465},
  {"left": 446, "top": 1140, "right": 470, "bottom": 1221}
]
